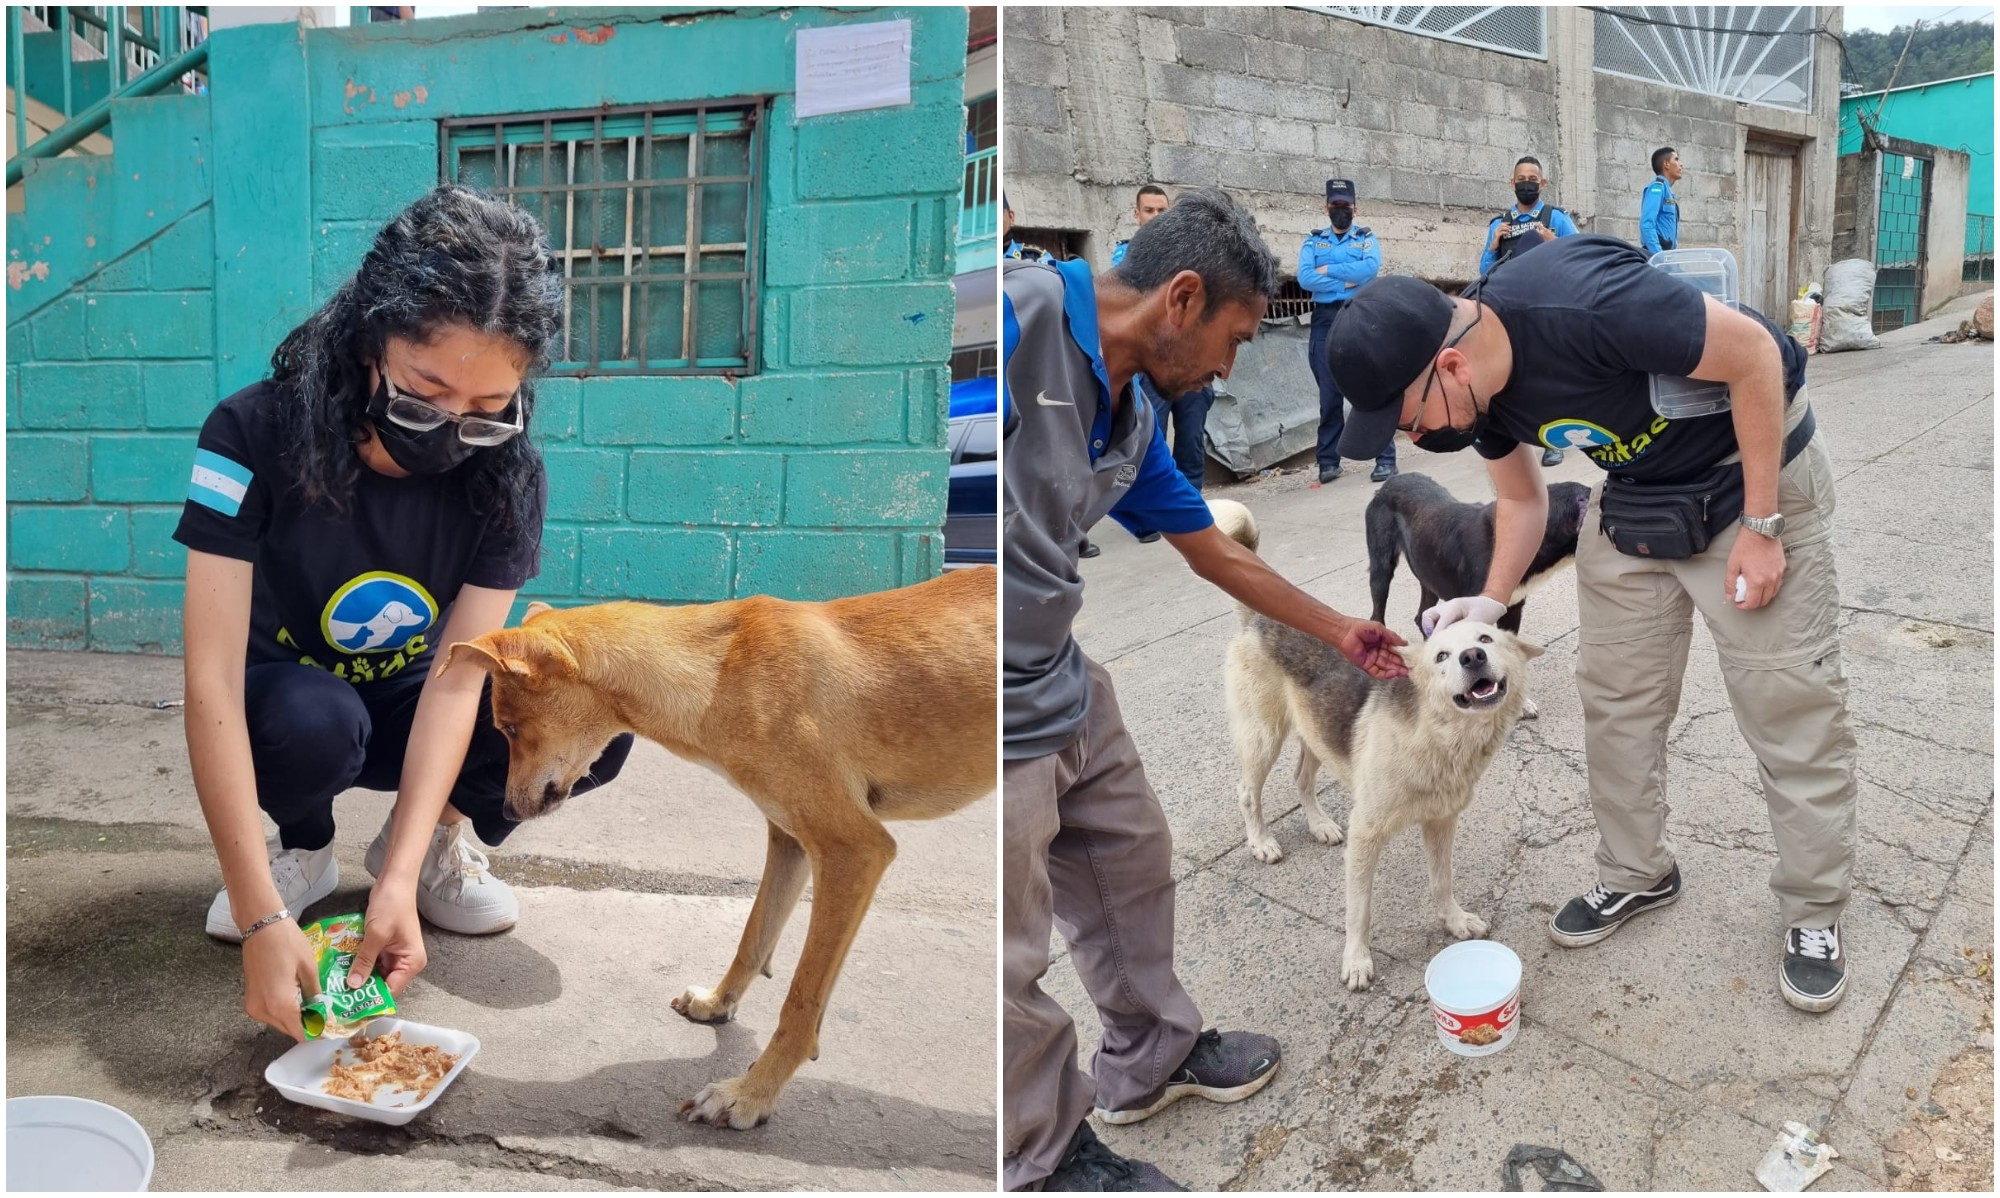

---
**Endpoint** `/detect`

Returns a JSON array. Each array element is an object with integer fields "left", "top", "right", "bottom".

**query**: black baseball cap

[
  {"left": 1325, "top": 178, "right": 1356, "bottom": 204},
  {"left": 1328, "top": 275, "right": 1456, "bottom": 460}
]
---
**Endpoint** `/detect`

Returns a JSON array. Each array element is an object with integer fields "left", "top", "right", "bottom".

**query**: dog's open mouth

[{"left": 1454, "top": 677, "right": 1508, "bottom": 709}]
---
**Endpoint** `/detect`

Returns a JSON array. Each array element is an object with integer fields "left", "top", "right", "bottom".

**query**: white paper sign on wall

[{"left": 795, "top": 19, "right": 913, "bottom": 119}]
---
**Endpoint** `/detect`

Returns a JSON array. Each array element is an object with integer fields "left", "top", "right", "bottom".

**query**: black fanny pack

[{"left": 1599, "top": 406, "right": 1816, "bottom": 559}]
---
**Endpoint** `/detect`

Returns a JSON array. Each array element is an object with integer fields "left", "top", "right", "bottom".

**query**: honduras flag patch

[{"left": 188, "top": 449, "right": 252, "bottom": 517}]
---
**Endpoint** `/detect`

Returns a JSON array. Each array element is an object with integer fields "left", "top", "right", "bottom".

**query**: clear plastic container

[{"left": 1648, "top": 247, "right": 1738, "bottom": 419}]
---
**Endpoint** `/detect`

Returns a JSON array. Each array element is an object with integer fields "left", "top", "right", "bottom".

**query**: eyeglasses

[
  {"left": 382, "top": 375, "right": 524, "bottom": 446},
  {"left": 1395, "top": 305, "right": 1483, "bottom": 436}
]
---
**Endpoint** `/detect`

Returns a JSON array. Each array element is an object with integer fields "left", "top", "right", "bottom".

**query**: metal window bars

[
  {"left": 441, "top": 101, "right": 765, "bottom": 376},
  {"left": 1592, "top": 6, "right": 1815, "bottom": 114},
  {"left": 1297, "top": 6, "right": 1547, "bottom": 60}
]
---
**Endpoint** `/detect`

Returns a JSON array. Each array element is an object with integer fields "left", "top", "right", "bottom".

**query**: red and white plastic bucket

[{"left": 1424, "top": 940, "right": 1522, "bottom": 1057}]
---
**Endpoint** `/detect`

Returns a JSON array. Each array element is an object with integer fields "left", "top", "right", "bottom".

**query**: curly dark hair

[{"left": 268, "top": 184, "right": 564, "bottom": 535}]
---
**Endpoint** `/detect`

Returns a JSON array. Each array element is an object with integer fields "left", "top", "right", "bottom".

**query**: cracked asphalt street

[
  {"left": 1046, "top": 292, "right": 1994, "bottom": 1190},
  {"left": 6, "top": 653, "right": 996, "bottom": 1190}
]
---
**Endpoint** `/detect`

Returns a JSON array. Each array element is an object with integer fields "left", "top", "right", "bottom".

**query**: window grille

[
  {"left": 442, "top": 101, "right": 765, "bottom": 376},
  {"left": 1296, "top": 6, "right": 1547, "bottom": 60},
  {"left": 950, "top": 344, "right": 997, "bottom": 381},
  {"left": 1593, "top": 6, "right": 1816, "bottom": 113}
]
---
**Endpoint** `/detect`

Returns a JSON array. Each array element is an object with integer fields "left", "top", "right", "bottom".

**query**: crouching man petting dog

[
  {"left": 1002, "top": 188, "right": 1410, "bottom": 1192},
  {"left": 1330, "top": 234, "right": 1857, "bottom": 1014}
]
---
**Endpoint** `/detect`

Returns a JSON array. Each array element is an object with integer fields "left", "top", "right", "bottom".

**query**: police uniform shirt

[
  {"left": 1000, "top": 257, "right": 1213, "bottom": 758},
  {"left": 1296, "top": 224, "right": 1381, "bottom": 304},
  {"left": 1005, "top": 239, "right": 1045, "bottom": 262},
  {"left": 1480, "top": 201, "right": 1581, "bottom": 276},
  {"left": 1110, "top": 238, "right": 1130, "bottom": 267},
  {"left": 174, "top": 382, "right": 546, "bottom": 684},
  {"left": 1640, "top": 174, "right": 1680, "bottom": 254},
  {"left": 1469, "top": 236, "right": 1805, "bottom": 482}
]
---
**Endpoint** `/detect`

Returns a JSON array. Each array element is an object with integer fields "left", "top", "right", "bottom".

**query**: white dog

[{"left": 1212, "top": 499, "right": 1542, "bottom": 991}]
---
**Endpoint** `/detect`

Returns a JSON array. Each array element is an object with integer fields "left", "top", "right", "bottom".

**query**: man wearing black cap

[
  {"left": 1329, "top": 233, "right": 1857, "bottom": 1016},
  {"left": 1002, "top": 187, "right": 1409, "bottom": 1191},
  {"left": 1298, "top": 178, "right": 1395, "bottom": 484}
]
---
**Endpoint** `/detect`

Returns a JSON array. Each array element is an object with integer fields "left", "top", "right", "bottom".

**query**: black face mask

[
  {"left": 1410, "top": 305, "right": 1487, "bottom": 454},
  {"left": 1514, "top": 181, "right": 1541, "bottom": 207},
  {"left": 1413, "top": 385, "right": 1486, "bottom": 454},
  {"left": 365, "top": 376, "right": 483, "bottom": 476},
  {"left": 1328, "top": 207, "right": 1354, "bottom": 231}
]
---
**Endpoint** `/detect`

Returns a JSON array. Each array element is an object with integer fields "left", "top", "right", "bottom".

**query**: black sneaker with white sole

[
  {"left": 1780, "top": 923, "right": 1846, "bottom": 1012},
  {"left": 1032, "top": 1121, "right": 1184, "bottom": 1192},
  {"left": 1094, "top": 1028, "right": 1280, "bottom": 1126},
  {"left": 1548, "top": 865, "right": 1683, "bottom": 947}
]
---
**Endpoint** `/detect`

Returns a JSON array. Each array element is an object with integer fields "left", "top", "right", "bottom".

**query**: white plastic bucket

[
  {"left": 6, "top": 1096, "right": 155, "bottom": 1191},
  {"left": 1424, "top": 940, "right": 1522, "bottom": 1057}
]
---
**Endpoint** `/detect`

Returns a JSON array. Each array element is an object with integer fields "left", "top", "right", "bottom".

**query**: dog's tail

[
  {"left": 1363, "top": 492, "right": 1400, "bottom": 625},
  {"left": 1209, "top": 498, "right": 1259, "bottom": 554}
]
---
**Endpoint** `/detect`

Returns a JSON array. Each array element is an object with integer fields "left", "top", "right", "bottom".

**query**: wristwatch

[{"left": 1739, "top": 511, "right": 1786, "bottom": 539}]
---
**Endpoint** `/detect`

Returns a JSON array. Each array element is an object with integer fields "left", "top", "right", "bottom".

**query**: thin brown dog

[{"left": 443, "top": 566, "right": 997, "bottom": 1129}]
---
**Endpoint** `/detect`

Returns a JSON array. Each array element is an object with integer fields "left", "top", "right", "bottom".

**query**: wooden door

[{"left": 1743, "top": 138, "right": 1800, "bottom": 317}]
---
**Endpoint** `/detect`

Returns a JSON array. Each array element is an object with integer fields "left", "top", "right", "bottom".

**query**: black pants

[
  {"left": 245, "top": 662, "right": 635, "bottom": 851},
  {"left": 1309, "top": 302, "right": 1395, "bottom": 471},
  {"left": 1139, "top": 375, "right": 1214, "bottom": 489}
]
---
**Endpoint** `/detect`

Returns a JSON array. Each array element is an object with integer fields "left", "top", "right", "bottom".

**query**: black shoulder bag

[{"left": 1598, "top": 406, "right": 1816, "bottom": 559}]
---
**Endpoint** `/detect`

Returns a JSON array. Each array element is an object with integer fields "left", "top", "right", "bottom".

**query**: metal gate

[{"left": 1872, "top": 150, "right": 1931, "bottom": 333}]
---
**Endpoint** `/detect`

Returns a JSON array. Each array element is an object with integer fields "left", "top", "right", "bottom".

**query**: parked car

[{"left": 944, "top": 377, "right": 997, "bottom": 570}]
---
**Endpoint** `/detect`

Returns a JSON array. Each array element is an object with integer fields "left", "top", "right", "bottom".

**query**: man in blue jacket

[
  {"left": 1640, "top": 147, "right": 1682, "bottom": 255},
  {"left": 1300, "top": 179, "right": 1395, "bottom": 483},
  {"left": 1118, "top": 185, "right": 1214, "bottom": 531}
]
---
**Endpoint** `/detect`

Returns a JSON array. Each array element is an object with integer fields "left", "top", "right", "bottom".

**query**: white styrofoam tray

[
  {"left": 263, "top": 1018, "right": 480, "bottom": 1126},
  {"left": 7, "top": 1095, "right": 156, "bottom": 1191}
]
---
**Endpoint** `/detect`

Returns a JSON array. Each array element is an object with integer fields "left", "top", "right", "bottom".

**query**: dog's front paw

[
  {"left": 670, "top": 985, "right": 735, "bottom": 1024},
  {"left": 1520, "top": 696, "right": 1540, "bottom": 720},
  {"left": 679, "top": 1074, "right": 776, "bottom": 1130},
  {"left": 1248, "top": 833, "right": 1284, "bottom": 864},
  {"left": 1341, "top": 948, "right": 1375, "bottom": 991},
  {"left": 1443, "top": 907, "right": 1488, "bottom": 940},
  {"left": 1306, "top": 815, "right": 1345, "bottom": 845}
]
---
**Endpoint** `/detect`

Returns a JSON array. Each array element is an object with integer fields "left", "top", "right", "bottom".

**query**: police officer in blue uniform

[
  {"left": 1640, "top": 147, "right": 1681, "bottom": 255},
  {"left": 1300, "top": 179, "right": 1393, "bottom": 483},
  {"left": 1483, "top": 155, "right": 1580, "bottom": 467},
  {"left": 1004, "top": 193, "right": 1046, "bottom": 262}
]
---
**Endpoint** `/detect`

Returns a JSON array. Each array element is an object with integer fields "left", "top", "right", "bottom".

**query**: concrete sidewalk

[
  {"left": 1048, "top": 293, "right": 1994, "bottom": 1190},
  {"left": 6, "top": 653, "right": 995, "bottom": 1189}
]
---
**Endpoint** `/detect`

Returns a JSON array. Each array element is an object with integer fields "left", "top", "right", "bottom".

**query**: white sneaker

[
  {"left": 365, "top": 818, "right": 519, "bottom": 935},
  {"left": 204, "top": 838, "right": 339, "bottom": 943}
]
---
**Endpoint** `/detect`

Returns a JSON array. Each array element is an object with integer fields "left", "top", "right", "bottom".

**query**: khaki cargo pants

[
  {"left": 1002, "top": 657, "right": 1203, "bottom": 1190},
  {"left": 1575, "top": 397, "right": 1857, "bottom": 928}
]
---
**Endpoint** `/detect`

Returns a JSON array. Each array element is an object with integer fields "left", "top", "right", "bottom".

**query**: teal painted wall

[
  {"left": 1840, "top": 73, "right": 1994, "bottom": 253},
  {"left": 8, "top": 6, "right": 968, "bottom": 653}
]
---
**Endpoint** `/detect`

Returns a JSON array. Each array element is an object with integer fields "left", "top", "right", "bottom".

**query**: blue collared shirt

[
  {"left": 1640, "top": 175, "right": 1679, "bottom": 255},
  {"left": 1479, "top": 200, "right": 1582, "bottom": 275},
  {"left": 1296, "top": 224, "right": 1381, "bottom": 305}
]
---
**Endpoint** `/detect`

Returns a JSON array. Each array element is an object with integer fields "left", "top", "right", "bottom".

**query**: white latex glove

[{"left": 1421, "top": 595, "right": 1509, "bottom": 637}]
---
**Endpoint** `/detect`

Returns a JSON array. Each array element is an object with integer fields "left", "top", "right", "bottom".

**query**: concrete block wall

[
  {"left": 8, "top": 6, "right": 966, "bottom": 652},
  {"left": 1004, "top": 5, "right": 1842, "bottom": 289},
  {"left": 8, "top": 201, "right": 216, "bottom": 652}
]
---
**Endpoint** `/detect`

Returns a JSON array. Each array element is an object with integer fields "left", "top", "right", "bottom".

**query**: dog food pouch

[{"left": 299, "top": 913, "right": 396, "bottom": 1039}]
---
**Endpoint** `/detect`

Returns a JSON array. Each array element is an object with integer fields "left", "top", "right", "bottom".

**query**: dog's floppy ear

[
  {"left": 1395, "top": 641, "right": 1427, "bottom": 671},
  {"left": 441, "top": 628, "right": 579, "bottom": 681},
  {"left": 440, "top": 636, "right": 527, "bottom": 680},
  {"left": 1509, "top": 634, "right": 1546, "bottom": 660}
]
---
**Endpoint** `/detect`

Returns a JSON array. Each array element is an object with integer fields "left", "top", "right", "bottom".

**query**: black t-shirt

[
  {"left": 173, "top": 381, "right": 546, "bottom": 685},
  {"left": 1471, "top": 235, "right": 1806, "bottom": 482}
]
